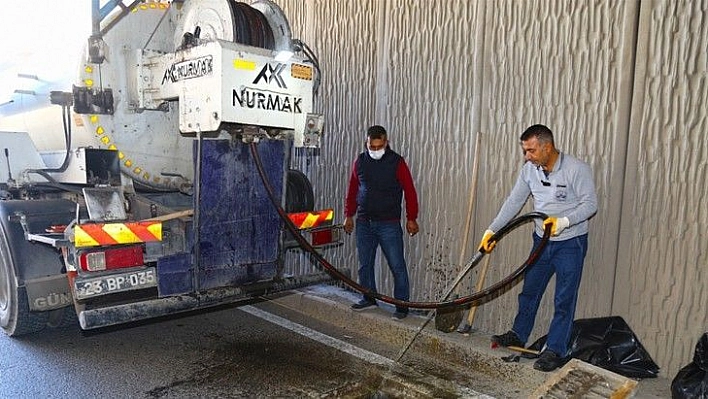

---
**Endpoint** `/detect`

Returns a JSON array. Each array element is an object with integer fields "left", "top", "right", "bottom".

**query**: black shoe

[
  {"left": 391, "top": 308, "right": 408, "bottom": 320},
  {"left": 533, "top": 350, "right": 568, "bottom": 372},
  {"left": 351, "top": 298, "right": 376, "bottom": 310},
  {"left": 491, "top": 330, "right": 525, "bottom": 348},
  {"left": 456, "top": 324, "right": 472, "bottom": 335}
]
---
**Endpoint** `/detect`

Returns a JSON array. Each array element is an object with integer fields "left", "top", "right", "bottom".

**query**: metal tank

[{"left": 1, "top": 0, "right": 307, "bottom": 192}]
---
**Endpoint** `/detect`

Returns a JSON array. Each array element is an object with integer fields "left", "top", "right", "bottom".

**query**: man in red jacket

[{"left": 343, "top": 125, "right": 419, "bottom": 320}]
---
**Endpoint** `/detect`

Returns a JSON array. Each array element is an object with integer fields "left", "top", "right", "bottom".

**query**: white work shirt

[{"left": 489, "top": 152, "right": 598, "bottom": 241}]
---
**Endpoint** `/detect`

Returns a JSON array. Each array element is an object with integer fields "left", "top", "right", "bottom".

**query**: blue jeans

[
  {"left": 512, "top": 233, "right": 588, "bottom": 356},
  {"left": 355, "top": 219, "right": 410, "bottom": 304}
]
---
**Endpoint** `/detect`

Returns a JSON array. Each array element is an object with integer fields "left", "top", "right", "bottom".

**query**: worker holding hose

[
  {"left": 480, "top": 124, "right": 597, "bottom": 372},
  {"left": 343, "top": 125, "right": 419, "bottom": 320}
]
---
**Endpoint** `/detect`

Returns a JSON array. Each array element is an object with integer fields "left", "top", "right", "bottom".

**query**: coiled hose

[{"left": 251, "top": 142, "right": 551, "bottom": 310}]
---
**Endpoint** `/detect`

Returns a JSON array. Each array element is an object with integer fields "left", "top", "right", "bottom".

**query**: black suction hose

[
  {"left": 250, "top": 142, "right": 551, "bottom": 310},
  {"left": 25, "top": 104, "right": 73, "bottom": 182}
]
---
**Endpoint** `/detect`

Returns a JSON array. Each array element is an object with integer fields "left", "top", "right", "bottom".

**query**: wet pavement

[
  {"left": 0, "top": 293, "right": 491, "bottom": 398},
  {"left": 282, "top": 284, "right": 674, "bottom": 398},
  {"left": 0, "top": 302, "right": 391, "bottom": 398},
  {"left": 0, "top": 284, "right": 673, "bottom": 398}
]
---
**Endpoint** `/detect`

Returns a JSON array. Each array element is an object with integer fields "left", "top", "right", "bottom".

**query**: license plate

[{"left": 74, "top": 268, "right": 157, "bottom": 300}]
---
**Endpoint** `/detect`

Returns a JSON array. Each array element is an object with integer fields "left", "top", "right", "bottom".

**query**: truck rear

[{"left": 0, "top": 0, "right": 341, "bottom": 336}]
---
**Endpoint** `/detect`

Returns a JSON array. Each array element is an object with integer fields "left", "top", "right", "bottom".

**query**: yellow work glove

[
  {"left": 478, "top": 229, "right": 496, "bottom": 253},
  {"left": 543, "top": 216, "right": 570, "bottom": 236}
]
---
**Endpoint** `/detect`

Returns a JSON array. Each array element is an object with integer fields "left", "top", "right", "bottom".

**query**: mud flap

[{"left": 25, "top": 274, "right": 72, "bottom": 311}]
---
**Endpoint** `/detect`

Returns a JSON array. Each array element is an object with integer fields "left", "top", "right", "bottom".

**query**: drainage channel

[{"left": 241, "top": 305, "right": 495, "bottom": 398}]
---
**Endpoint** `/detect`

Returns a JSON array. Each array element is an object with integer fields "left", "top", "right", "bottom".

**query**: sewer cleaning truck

[{"left": 0, "top": 0, "right": 340, "bottom": 336}]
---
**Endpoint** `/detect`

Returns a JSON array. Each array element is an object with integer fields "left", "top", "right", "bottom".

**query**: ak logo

[{"left": 253, "top": 63, "right": 287, "bottom": 89}]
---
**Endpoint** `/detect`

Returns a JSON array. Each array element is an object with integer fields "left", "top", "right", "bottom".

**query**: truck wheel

[
  {"left": 285, "top": 169, "right": 315, "bottom": 212},
  {"left": 0, "top": 225, "right": 48, "bottom": 336},
  {"left": 46, "top": 306, "right": 79, "bottom": 330}
]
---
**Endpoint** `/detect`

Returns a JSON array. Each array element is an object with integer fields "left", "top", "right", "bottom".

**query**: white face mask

[{"left": 368, "top": 148, "right": 385, "bottom": 160}]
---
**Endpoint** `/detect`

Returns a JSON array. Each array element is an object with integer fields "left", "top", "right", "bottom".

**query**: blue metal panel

[
  {"left": 156, "top": 253, "right": 192, "bottom": 296},
  {"left": 196, "top": 139, "right": 285, "bottom": 290}
]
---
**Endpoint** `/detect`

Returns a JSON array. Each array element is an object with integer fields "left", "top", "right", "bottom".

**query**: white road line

[{"left": 241, "top": 305, "right": 395, "bottom": 367}]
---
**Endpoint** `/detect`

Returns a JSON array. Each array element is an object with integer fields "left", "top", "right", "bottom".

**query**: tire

[
  {"left": 0, "top": 223, "right": 48, "bottom": 336},
  {"left": 285, "top": 169, "right": 315, "bottom": 212},
  {"left": 46, "top": 306, "right": 79, "bottom": 331}
]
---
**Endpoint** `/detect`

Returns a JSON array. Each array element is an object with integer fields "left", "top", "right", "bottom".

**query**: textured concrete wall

[
  {"left": 279, "top": 0, "right": 708, "bottom": 376},
  {"left": 615, "top": 0, "right": 708, "bottom": 377}
]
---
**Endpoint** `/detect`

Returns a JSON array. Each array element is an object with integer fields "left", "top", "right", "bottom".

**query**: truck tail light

[
  {"left": 78, "top": 246, "right": 144, "bottom": 271},
  {"left": 285, "top": 210, "right": 342, "bottom": 248},
  {"left": 304, "top": 226, "right": 341, "bottom": 247}
]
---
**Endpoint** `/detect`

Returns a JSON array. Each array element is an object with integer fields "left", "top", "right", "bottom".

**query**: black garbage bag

[
  {"left": 671, "top": 332, "right": 708, "bottom": 399},
  {"left": 527, "top": 316, "right": 660, "bottom": 378}
]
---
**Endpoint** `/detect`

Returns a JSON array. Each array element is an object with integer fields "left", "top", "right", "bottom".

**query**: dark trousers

[
  {"left": 512, "top": 233, "right": 588, "bottom": 356},
  {"left": 355, "top": 219, "right": 410, "bottom": 304}
]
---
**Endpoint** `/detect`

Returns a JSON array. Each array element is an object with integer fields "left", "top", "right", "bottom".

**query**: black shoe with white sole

[
  {"left": 351, "top": 298, "right": 377, "bottom": 310},
  {"left": 533, "top": 350, "right": 569, "bottom": 372}
]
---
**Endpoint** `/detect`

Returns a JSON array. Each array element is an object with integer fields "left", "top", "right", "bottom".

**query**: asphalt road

[
  {"left": 0, "top": 298, "right": 484, "bottom": 399},
  {"left": 0, "top": 290, "right": 673, "bottom": 398},
  {"left": 0, "top": 302, "right": 387, "bottom": 398}
]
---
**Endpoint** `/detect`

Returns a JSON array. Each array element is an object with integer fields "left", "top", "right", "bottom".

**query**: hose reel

[{"left": 175, "top": 0, "right": 292, "bottom": 51}]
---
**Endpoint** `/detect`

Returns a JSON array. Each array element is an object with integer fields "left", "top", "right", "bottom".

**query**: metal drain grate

[{"left": 530, "top": 358, "right": 638, "bottom": 398}]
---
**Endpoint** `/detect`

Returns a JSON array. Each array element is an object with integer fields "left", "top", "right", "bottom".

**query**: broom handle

[
  {"left": 466, "top": 254, "right": 491, "bottom": 325},
  {"left": 457, "top": 132, "right": 483, "bottom": 267}
]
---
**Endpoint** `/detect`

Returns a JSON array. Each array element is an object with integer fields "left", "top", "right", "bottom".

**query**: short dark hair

[
  {"left": 367, "top": 125, "right": 387, "bottom": 140},
  {"left": 520, "top": 124, "right": 554, "bottom": 146}
]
